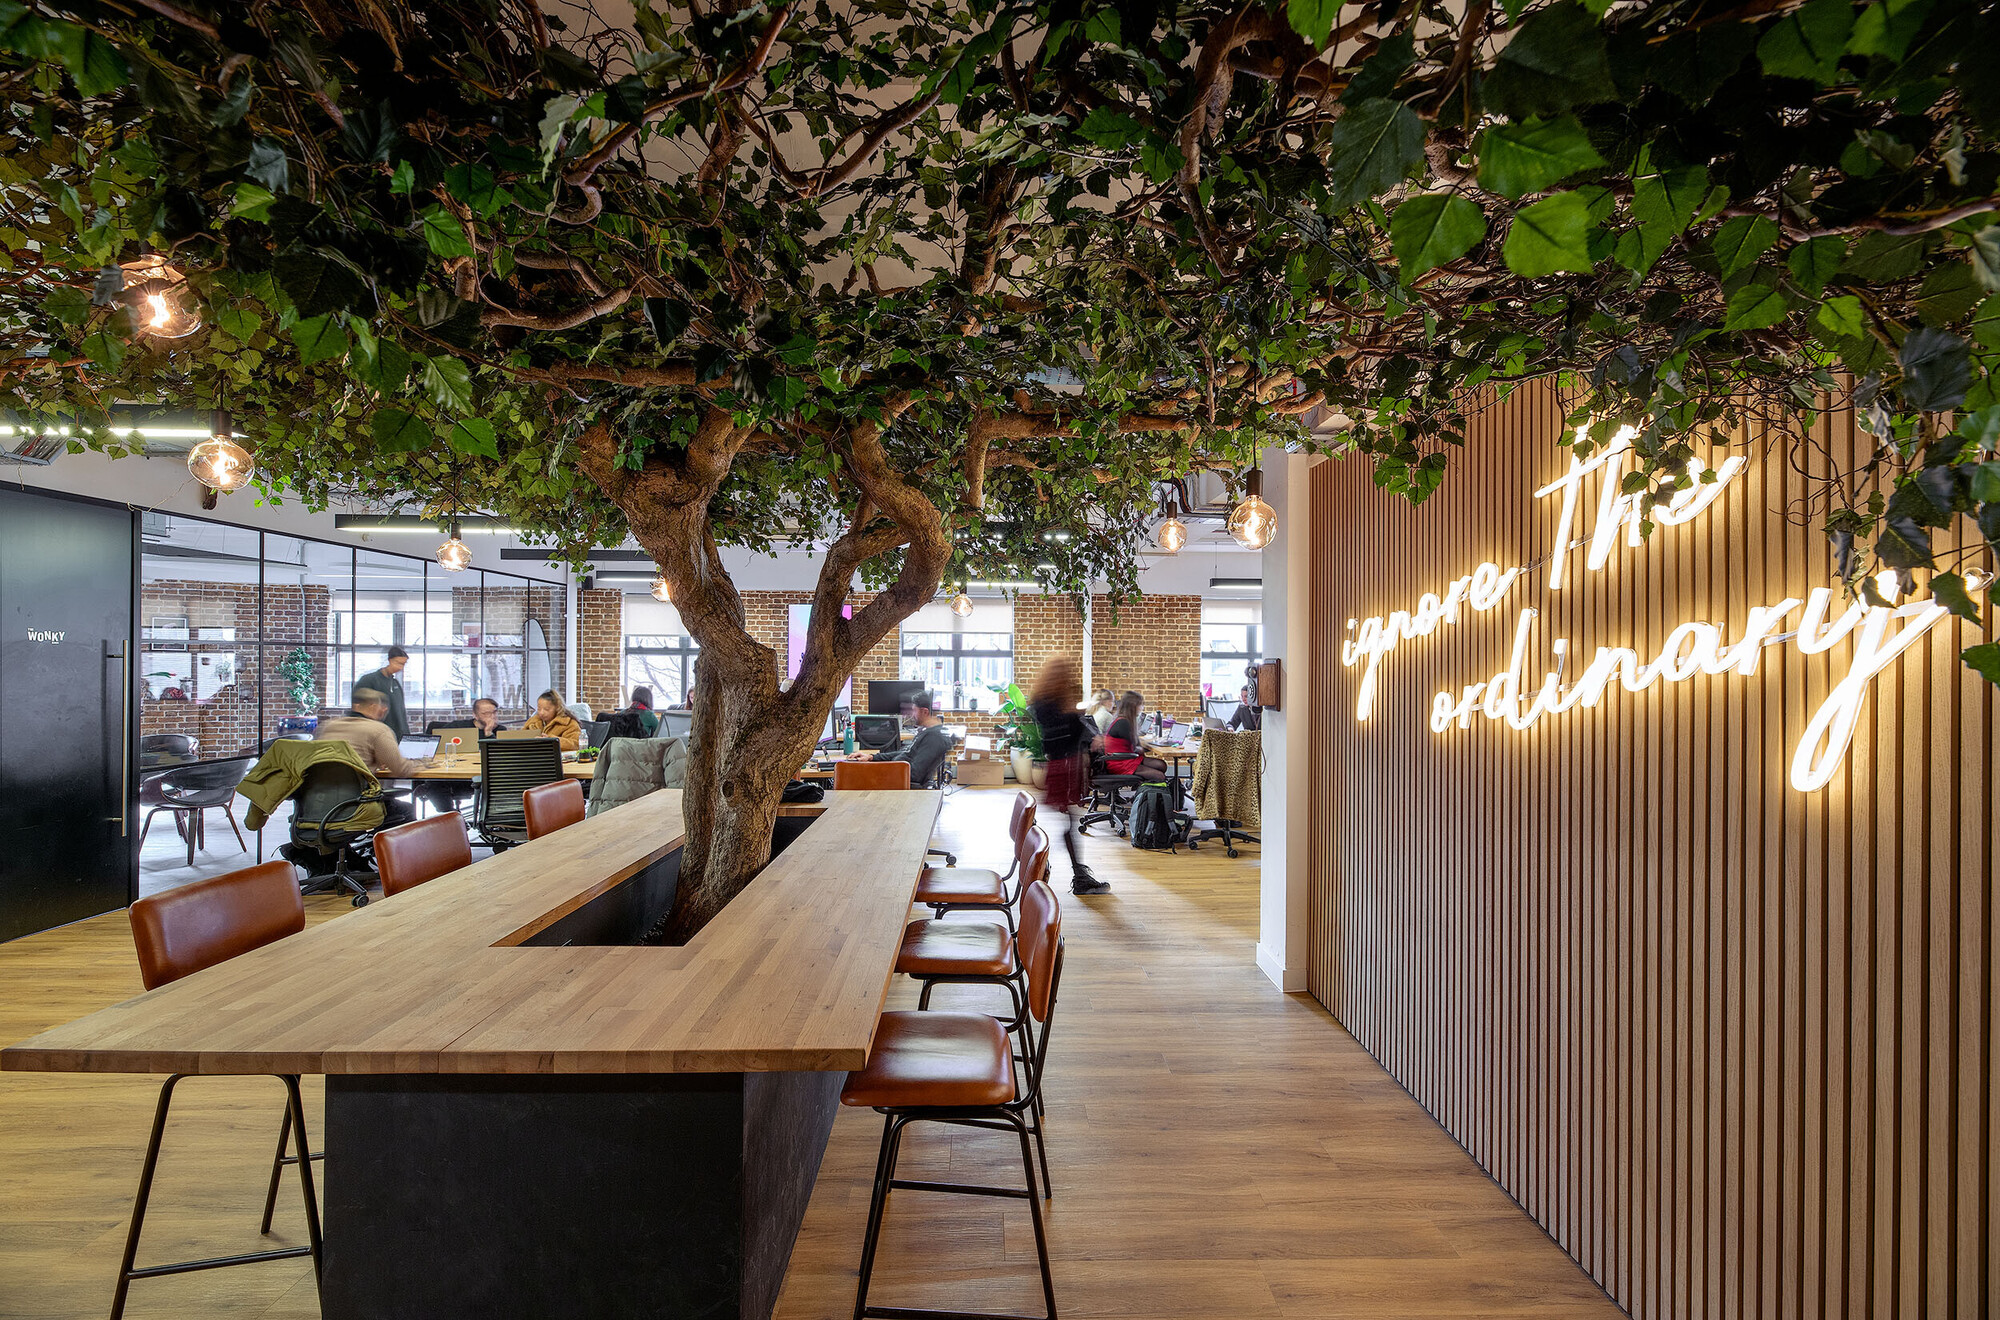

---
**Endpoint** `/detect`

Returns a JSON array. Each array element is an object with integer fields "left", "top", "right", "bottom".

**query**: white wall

[{"left": 1256, "top": 448, "right": 1320, "bottom": 993}]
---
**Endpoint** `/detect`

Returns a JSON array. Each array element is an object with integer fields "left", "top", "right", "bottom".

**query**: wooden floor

[{"left": 0, "top": 787, "right": 1619, "bottom": 1319}]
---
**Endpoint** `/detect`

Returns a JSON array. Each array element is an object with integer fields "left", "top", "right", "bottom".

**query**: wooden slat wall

[{"left": 1305, "top": 381, "right": 1995, "bottom": 1320}]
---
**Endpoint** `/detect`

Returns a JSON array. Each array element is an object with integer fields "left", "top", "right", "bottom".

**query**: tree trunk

[{"left": 654, "top": 658, "right": 829, "bottom": 944}]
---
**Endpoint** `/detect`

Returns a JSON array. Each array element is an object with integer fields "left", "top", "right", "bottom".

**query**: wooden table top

[
  {"left": 405, "top": 755, "right": 595, "bottom": 780},
  {"left": 2, "top": 789, "right": 941, "bottom": 1077}
]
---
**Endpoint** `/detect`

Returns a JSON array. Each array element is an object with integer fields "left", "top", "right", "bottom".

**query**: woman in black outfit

[{"left": 1028, "top": 655, "right": 1111, "bottom": 895}]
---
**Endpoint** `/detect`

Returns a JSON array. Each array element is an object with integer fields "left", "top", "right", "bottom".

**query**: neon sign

[{"left": 1340, "top": 427, "right": 1981, "bottom": 792}]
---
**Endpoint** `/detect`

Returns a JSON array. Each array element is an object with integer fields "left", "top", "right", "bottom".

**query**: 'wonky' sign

[{"left": 1339, "top": 428, "right": 1984, "bottom": 792}]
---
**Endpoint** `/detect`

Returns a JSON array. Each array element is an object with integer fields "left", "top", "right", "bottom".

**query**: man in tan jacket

[{"left": 316, "top": 688, "right": 428, "bottom": 826}]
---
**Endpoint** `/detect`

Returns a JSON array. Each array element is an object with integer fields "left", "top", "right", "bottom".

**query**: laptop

[
  {"left": 398, "top": 735, "right": 439, "bottom": 759},
  {"left": 497, "top": 728, "right": 547, "bottom": 740}
]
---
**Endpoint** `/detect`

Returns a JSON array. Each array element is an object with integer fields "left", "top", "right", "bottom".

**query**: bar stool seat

[
  {"left": 839, "top": 1010, "right": 1015, "bottom": 1109},
  {"left": 914, "top": 866, "right": 1005, "bottom": 905},
  {"left": 897, "top": 920, "right": 1014, "bottom": 977}
]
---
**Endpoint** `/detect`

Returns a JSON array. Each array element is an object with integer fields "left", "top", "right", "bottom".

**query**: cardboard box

[{"left": 954, "top": 756, "right": 1006, "bottom": 786}]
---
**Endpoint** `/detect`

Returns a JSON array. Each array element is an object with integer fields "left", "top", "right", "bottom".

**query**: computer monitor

[
  {"left": 853, "top": 714, "right": 901, "bottom": 752},
  {"left": 866, "top": 679, "right": 925, "bottom": 716}
]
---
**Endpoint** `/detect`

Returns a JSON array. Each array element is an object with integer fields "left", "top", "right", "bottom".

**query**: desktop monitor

[
  {"left": 853, "top": 714, "right": 901, "bottom": 752},
  {"left": 866, "top": 679, "right": 924, "bottom": 716}
]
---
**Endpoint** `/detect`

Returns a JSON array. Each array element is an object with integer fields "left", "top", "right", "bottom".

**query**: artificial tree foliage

[{"left": 2, "top": 0, "right": 1997, "bottom": 931}]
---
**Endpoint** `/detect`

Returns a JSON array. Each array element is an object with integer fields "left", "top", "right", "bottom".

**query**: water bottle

[{"left": 843, "top": 726, "right": 855, "bottom": 755}]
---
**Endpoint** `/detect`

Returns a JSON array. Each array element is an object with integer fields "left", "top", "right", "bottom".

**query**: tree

[{"left": 3, "top": 0, "right": 1997, "bottom": 933}]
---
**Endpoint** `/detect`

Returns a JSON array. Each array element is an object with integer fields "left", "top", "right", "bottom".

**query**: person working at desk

[
  {"left": 844, "top": 688, "right": 953, "bottom": 786},
  {"left": 622, "top": 685, "right": 662, "bottom": 737},
  {"left": 522, "top": 689, "right": 584, "bottom": 750},
  {"left": 471, "top": 696, "right": 507, "bottom": 737},
  {"left": 1229, "top": 685, "right": 1262, "bottom": 731},
  {"left": 315, "top": 688, "right": 425, "bottom": 826},
  {"left": 1103, "top": 691, "right": 1169, "bottom": 779},
  {"left": 355, "top": 646, "right": 411, "bottom": 738}
]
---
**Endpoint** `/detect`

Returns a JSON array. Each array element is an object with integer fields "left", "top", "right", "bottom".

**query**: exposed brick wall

[
  {"left": 577, "top": 587, "right": 623, "bottom": 714},
  {"left": 1089, "top": 593, "right": 1203, "bottom": 727}
]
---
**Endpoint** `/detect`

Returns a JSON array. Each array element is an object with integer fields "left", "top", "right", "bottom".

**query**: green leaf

[
  {"left": 1502, "top": 192, "right": 1594, "bottom": 277},
  {"left": 1475, "top": 116, "right": 1604, "bottom": 200},
  {"left": 1711, "top": 214, "right": 1780, "bottom": 278},
  {"left": 423, "top": 355, "right": 474, "bottom": 412},
  {"left": 230, "top": 181, "right": 276, "bottom": 222},
  {"left": 1757, "top": 0, "right": 1856, "bottom": 82},
  {"left": 1286, "top": 0, "right": 1343, "bottom": 48},
  {"left": 1915, "top": 261, "right": 1981, "bottom": 325},
  {"left": 1081, "top": 10, "right": 1121, "bottom": 44},
  {"left": 1625, "top": 147, "right": 1708, "bottom": 274},
  {"left": 1139, "top": 140, "right": 1185, "bottom": 184},
  {"left": 446, "top": 418, "right": 500, "bottom": 459},
  {"left": 245, "top": 140, "right": 288, "bottom": 194},
  {"left": 288, "top": 313, "right": 351, "bottom": 365},
  {"left": 1481, "top": 6, "right": 1616, "bottom": 118},
  {"left": 1391, "top": 193, "right": 1488, "bottom": 278},
  {"left": 1839, "top": 230, "right": 1926, "bottom": 283},
  {"left": 1973, "top": 461, "right": 2000, "bottom": 502},
  {"left": 1815, "top": 294, "right": 1865, "bottom": 338},
  {"left": 1848, "top": 0, "right": 1934, "bottom": 60},
  {"left": 1930, "top": 571, "right": 1981, "bottom": 622},
  {"left": 419, "top": 206, "right": 474, "bottom": 258},
  {"left": 643, "top": 297, "right": 691, "bottom": 345},
  {"left": 272, "top": 251, "right": 369, "bottom": 319},
  {"left": 1960, "top": 641, "right": 2000, "bottom": 686},
  {"left": 212, "top": 72, "right": 252, "bottom": 127},
  {"left": 389, "top": 160, "right": 416, "bottom": 195},
  {"left": 372, "top": 408, "right": 432, "bottom": 454},
  {"left": 1967, "top": 227, "right": 2000, "bottom": 293},
  {"left": 41, "top": 285, "right": 89, "bottom": 326},
  {"left": 356, "top": 339, "right": 411, "bottom": 394},
  {"left": 1899, "top": 326, "right": 1969, "bottom": 411},
  {"left": 1787, "top": 235, "right": 1847, "bottom": 295},
  {"left": 443, "top": 163, "right": 509, "bottom": 219},
  {"left": 58, "top": 27, "right": 128, "bottom": 97},
  {"left": 1075, "top": 105, "right": 1146, "bottom": 150},
  {"left": 1324, "top": 98, "right": 1425, "bottom": 208},
  {"left": 1723, "top": 281, "right": 1792, "bottom": 330},
  {"left": 80, "top": 330, "right": 124, "bottom": 373},
  {"left": 1341, "top": 30, "right": 1415, "bottom": 103},
  {"left": 216, "top": 306, "right": 259, "bottom": 341}
]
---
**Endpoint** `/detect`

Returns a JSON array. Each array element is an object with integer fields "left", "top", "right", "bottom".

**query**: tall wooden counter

[{"left": 3, "top": 789, "right": 943, "bottom": 1320}]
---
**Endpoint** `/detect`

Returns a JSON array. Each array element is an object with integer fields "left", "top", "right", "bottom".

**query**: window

[
  {"left": 1200, "top": 601, "right": 1262, "bottom": 702},
  {"left": 623, "top": 597, "right": 700, "bottom": 707},
  {"left": 900, "top": 600, "right": 1013, "bottom": 710}
]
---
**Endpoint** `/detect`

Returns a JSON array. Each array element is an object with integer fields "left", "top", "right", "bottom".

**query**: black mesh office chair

[
  {"left": 285, "top": 761, "right": 390, "bottom": 906},
  {"left": 473, "top": 737, "right": 564, "bottom": 850},
  {"left": 581, "top": 718, "right": 616, "bottom": 746},
  {"left": 1077, "top": 755, "right": 1141, "bottom": 837}
]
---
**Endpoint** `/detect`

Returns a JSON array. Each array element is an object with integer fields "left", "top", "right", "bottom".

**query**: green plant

[
  {"left": 277, "top": 647, "right": 317, "bottom": 715},
  {"left": 992, "top": 682, "right": 1044, "bottom": 760}
]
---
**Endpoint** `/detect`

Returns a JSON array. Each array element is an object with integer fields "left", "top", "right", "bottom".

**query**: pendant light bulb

[
  {"left": 1226, "top": 468, "right": 1277, "bottom": 550},
  {"left": 186, "top": 410, "right": 254, "bottom": 492},
  {"left": 436, "top": 520, "right": 472, "bottom": 572},
  {"left": 1156, "top": 515, "right": 1187, "bottom": 554},
  {"left": 651, "top": 571, "right": 672, "bottom": 603},
  {"left": 950, "top": 591, "right": 974, "bottom": 617},
  {"left": 119, "top": 254, "right": 202, "bottom": 340}
]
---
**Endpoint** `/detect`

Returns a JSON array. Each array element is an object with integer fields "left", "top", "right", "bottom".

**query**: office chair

[
  {"left": 655, "top": 709, "right": 695, "bottom": 741},
  {"left": 852, "top": 714, "right": 900, "bottom": 752},
  {"left": 473, "top": 737, "right": 564, "bottom": 850},
  {"left": 286, "top": 760, "right": 391, "bottom": 906},
  {"left": 580, "top": 718, "right": 613, "bottom": 747},
  {"left": 139, "top": 757, "right": 254, "bottom": 867}
]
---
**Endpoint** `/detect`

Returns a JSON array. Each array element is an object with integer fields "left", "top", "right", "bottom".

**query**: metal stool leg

[
  {"left": 259, "top": 1104, "right": 291, "bottom": 1234},
  {"left": 1011, "top": 1111, "right": 1058, "bottom": 1319},
  {"left": 852, "top": 1114, "right": 909, "bottom": 1320},
  {"left": 282, "top": 1075, "right": 325, "bottom": 1282}
]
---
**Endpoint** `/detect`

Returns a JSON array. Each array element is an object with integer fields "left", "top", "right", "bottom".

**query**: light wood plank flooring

[{"left": 1, "top": 787, "right": 1618, "bottom": 1319}]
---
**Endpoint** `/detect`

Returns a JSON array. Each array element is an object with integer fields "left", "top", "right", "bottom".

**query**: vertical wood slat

[{"left": 1303, "top": 382, "right": 1995, "bottom": 1320}]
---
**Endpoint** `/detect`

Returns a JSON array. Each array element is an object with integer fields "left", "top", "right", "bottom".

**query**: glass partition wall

[{"left": 139, "top": 514, "right": 565, "bottom": 761}]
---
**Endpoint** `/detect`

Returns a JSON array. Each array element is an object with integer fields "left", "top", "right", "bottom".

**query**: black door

[{"left": 0, "top": 487, "right": 135, "bottom": 941}]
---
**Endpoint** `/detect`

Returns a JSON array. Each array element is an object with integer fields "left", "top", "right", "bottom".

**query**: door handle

[{"left": 111, "top": 642, "right": 130, "bottom": 836}]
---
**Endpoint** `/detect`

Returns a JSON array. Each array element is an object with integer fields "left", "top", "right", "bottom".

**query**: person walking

[
  {"left": 1028, "top": 656, "right": 1110, "bottom": 895},
  {"left": 355, "top": 646, "right": 411, "bottom": 738}
]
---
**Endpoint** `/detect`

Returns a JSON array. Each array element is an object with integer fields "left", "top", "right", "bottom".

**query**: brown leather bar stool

[
  {"left": 522, "top": 779, "right": 586, "bottom": 839},
  {"left": 915, "top": 789, "right": 1035, "bottom": 930},
  {"left": 844, "top": 876, "right": 1065, "bottom": 1320},
  {"left": 375, "top": 812, "right": 474, "bottom": 897},
  {"left": 832, "top": 758, "right": 911, "bottom": 791},
  {"left": 898, "top": 827, "right": 1051, "bottom": 1027},
  {"left": 116, "top": 861, "right": 324, "bottom": 1320}
]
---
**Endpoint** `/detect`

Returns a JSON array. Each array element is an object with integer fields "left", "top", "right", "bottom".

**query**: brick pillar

[{"left": 578, "top": 587, "right": 624, "bottom": 713}]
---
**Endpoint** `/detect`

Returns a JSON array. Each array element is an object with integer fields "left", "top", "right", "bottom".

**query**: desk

[
  {"left": 405, "top": 754, "right": 595, "bottom": 781},
  {"left": 5, "top": 788, "right": 941, "bottom": 1320},
  {"left": 1144, "top": 742, "right": 1198, "bottom": 788}
]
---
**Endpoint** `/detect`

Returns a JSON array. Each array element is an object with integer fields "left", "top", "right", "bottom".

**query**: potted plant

[{"left": 991, "top": 682, "right": 1045, "bottom": 788}]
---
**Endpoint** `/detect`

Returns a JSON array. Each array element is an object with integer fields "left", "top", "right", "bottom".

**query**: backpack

[
  {"left": 601, "top": 710, "right": 649, "bottom": 742},
  {"left": 1128, "top": 781, "right": 1179, "bottom": 851}
]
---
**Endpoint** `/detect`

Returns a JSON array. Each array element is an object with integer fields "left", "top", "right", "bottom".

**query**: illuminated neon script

[{"left": 1339, "top": 426, "right": 1981, "bottom": 792}]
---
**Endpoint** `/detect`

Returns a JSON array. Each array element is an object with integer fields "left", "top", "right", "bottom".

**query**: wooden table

[
  {"left": 4, "top": 788, "right": 941, "bottom": 1320},
  {"left": 1145, "top": 742, "right": 1199, "bottom": 787},
  {"left": 405, "top": 753, "right": 595, "bottom": 780}
]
